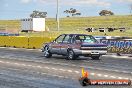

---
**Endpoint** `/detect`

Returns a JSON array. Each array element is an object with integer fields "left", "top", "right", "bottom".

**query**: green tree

[
  {"left": 99, "top": 10, "right": 114, "bottom": 16},
  {"left": 64, "top": 8, "right": 81, "bottom": 17},
  {"left": 30, "top": 10, "right": 47, "bottom": 18}
]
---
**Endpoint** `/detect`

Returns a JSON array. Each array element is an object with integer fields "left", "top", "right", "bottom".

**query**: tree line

[{"left": 30, "top": 5, "right": 132, "bottom": 18}]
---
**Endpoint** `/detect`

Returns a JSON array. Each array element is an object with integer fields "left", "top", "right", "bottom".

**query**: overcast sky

[{"left": 0, "top": 0, "right": 132, "bottom": 19}]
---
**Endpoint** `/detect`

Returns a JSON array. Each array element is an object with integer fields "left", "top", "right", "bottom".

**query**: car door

[
  {"left": 50, "top": 34, "right": 66, "bottom": 54},
  {"left": 60, "top": 35, "right": 72, "bottom": 55}
]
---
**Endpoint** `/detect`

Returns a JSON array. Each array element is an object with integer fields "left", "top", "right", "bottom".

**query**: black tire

[
  {"left": 66, "top": 49, "right": 77, "bottom": 60},
  {"left": 91, "top": 56, "right": 100, "bottom": 60},
  {"left": 43, "top": 46, "right": 52, "bottom": 58}
]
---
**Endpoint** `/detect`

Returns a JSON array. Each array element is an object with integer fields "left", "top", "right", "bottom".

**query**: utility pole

[
  {"left": 57, "top": 0, "right": 60, "bottom": 31},
  {"left": 130, "top": 4, "right": 132, "bottom": 15}
]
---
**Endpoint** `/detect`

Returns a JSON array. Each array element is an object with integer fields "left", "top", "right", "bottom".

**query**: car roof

[{"left": 63, "top": 34, "right": 90, "bottom": 36}]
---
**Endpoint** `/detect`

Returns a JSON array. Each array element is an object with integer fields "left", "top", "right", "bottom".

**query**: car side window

[
  {"left": 74, "top": 35, "right": 82, "bottom": 43},
  {"left": 71, "top": 36, "right": 76, "bottom": 44},
  {"left": 55, "top": 35, "right": 65, "bottom": 43},
  {"left": 63, "top": 35, "right": 70, "bottom": 43}
]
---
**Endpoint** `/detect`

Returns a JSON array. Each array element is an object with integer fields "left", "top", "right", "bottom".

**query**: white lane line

[
  {"left": 32, "top": 65, "right": 38, "bottom": 68},
  {"left": 14, "top": 63, "right": 20, "bottom": 65},
  {"left": 82, "top": 65, "right": 132, "bottom": 74},
  {"left": 58, "top": 76, "right": 65, "bottom": 78},
  {"left": 0, "top": 60, "right": 79, "bottom": 74},
  {"left": 44, "top": 67, "right": 50, "bottom": 69},
  {"left": 6, "top": 62, "right": 10, "bottom": 64},
  {"left": 104, "top": 75, "right": 108, "bottom": 77},
  {"left": 0, "top": 47, "right": 6, "bottom": 48},
  {"left": 21, "top": 64, "right": 27, "bottom": 66},
  {"left": 124, "top": 78, "right": 129, "bottom": 80},
  {"left": 118, "top": 77, "right": 123, "bottom": 79},
  {"left": 50, "top": 74, "right": 69, "bottom": 79},
  {"left": 27, "top": 65, "right": 32, "bottom": 67},
  {"left": 122, "top": 71, "right": 128, "bottom": 73},
  {"left": 113, "top": 70, "right": 119, "bottom": 72},
  {"left": 27, "top": 65, "right": 37, "bottom": 68},
  {"left": 1, "top": 60, "right": 131, "bottom": 81},
  {"left": 0, "top": 60, "right": 131, "bottom": 81},
  {"left": 67, "top": 70, "right": 73, "bottom": 73},
  {"left": 3, "top": 56, "right": 131, "bottom": 75},
  {"left": 59, "top": 69, "right": 66, "bottom": 72},
  {"left": 37, "top": 72, "right": 40, "bottom": 74},
  {"left": 110, "top": 76, "right": 116, "bottom": 78},
  {"left": 97, "top": 74, "right": 102, "bottom": 77},
  {"left": 37, "top": 66, "right": 42, "bottom": 68},
  {"left": 74, "top": 71, "right": 80, "bottom": 74},
  {"left": 51, "top": 68, "right": 58, "bottom": 71},
  {"left": 0, "top": 61, "right": 4, "bottom": 63},
  {"left": 0, "top": 65, "right": 71, "bottom": 79},
  {"left": 90, "top": 73, "right": 95, "bottom": 75},
  {"left": 8, "top": 48, "right": 18, "bottom": 50}
]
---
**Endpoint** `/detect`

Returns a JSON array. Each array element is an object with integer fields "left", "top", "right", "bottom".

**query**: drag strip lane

[
  {"left": 0, "top": 67, "right": 80, "bottom": 88},
  {"left": 0, "top": 48, "right": 132, "bottom": 81},
  {"left": 0, "top": 47, "right": 132, "bottom": 73},
  {"left": 0, "top": 57, "right": 131, "bottom": 81}
]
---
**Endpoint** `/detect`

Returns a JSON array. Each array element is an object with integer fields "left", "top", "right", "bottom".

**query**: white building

[{"left": 21, "top": 18, "right": 45, "bottom": 32}]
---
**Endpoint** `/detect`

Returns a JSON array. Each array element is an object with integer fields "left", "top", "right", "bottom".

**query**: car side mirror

[{"left": 53, "top": 40, "right": 56, "bottom": 43}]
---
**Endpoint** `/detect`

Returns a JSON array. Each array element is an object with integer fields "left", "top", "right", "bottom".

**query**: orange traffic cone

[
  {"left": 79, "top": 68, "right": 91, "bottom": 86},
  {"left": 82, "top": 68, "right": 89, "bottom": 78}
]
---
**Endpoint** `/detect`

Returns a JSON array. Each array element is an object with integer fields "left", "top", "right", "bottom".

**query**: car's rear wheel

[
  {"left": 91, "top": 56, "right": 100, "bottom": 60},
  {"left": 67, "top": 50, "right": 77, "bottom": 60},
  {"left": 43, "top": 46, "right": 52, "bottom": 58}
]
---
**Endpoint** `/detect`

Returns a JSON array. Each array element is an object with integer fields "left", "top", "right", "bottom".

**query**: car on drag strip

[{"left": 42, "top": 34, "right": 107, "bottom": 60}]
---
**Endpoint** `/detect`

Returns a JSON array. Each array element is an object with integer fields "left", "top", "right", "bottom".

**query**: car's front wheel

[
  {"left": 67, "top": 50, "right": 78, "bottom": 60},
  {"left": 43, "top": 46, "right": 52, "bottom": 58}
]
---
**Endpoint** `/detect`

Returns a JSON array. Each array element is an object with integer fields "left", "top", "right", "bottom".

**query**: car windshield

[{"left": 75, "top": 35, "right": 98, "bottom": 43}]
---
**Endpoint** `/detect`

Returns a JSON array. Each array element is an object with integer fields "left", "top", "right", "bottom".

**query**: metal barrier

[
  {"left": 0, "top": 36, "right": 55, "bottom": 49},
  {"left": 0, "top": 36, "right": 9, "bottom": 47},
  {"left": 28, "top": 37, "right": 52, "bottom": 49},
  {"left": 9, "top": 36, "right": 29, "bottom": 48}
]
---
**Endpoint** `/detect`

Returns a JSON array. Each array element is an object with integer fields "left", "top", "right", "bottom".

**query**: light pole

[{"left": 57, "top": 0, "right": 60, "bottom": 31}]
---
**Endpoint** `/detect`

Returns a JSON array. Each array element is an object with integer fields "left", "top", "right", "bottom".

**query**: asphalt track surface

[{"left": 0, "top": 47, "right": 132, "bottom": 88}]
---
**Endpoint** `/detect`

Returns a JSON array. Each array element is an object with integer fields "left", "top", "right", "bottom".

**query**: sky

[{"left": 0, "top": 0, "right": 132, "bottom": 19}]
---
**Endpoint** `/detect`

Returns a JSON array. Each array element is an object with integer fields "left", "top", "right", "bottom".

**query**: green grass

[
  {"left": 19, "top": 30, "right": 132, "bottom": 38},
  {"left": 46, "top": 15, "right": 132, "bottom": 31},
  {"left": 0, "top": 15, "right": 132, "bottom": 37}
]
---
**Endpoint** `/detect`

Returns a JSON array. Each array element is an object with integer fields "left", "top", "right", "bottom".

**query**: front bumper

[
  {"left": 73, "top": 49, "right": 107, "bottom": 55},
  {"left": 41, "top": 47, "right": 44, "bottom": 52}
]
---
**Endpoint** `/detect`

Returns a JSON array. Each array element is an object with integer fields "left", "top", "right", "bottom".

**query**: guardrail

[{"left": 0, "top": 36, "right": 55, "bottom": 49}]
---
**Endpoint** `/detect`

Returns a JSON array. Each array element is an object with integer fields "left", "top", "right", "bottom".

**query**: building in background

[{"left": 21, "top": 18, "right": 45, "bottom": 32}]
